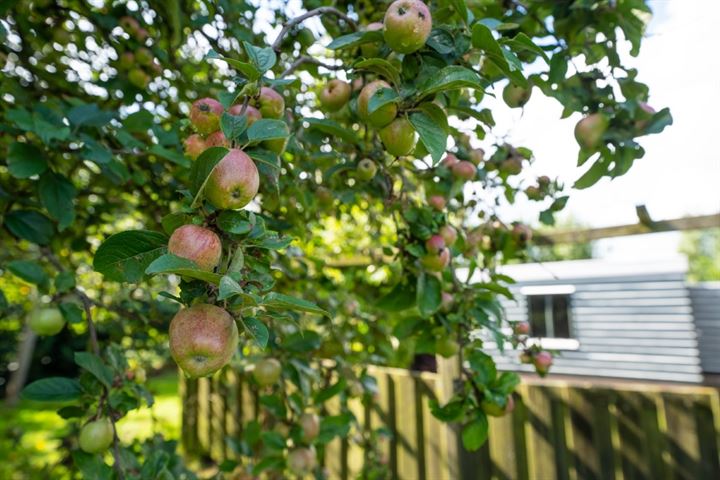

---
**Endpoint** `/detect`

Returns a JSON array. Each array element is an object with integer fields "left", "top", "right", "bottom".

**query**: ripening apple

[
  {"left": 205, "top": 131, "right": 229, "bottom": 148},
  {"left": 435, "top": 337, "right": 459, "bottom": 358},
  {"left": 512, "top": 223, "right": 532, "bottom": 244},
  {"left": 356, "top": 158, "right": 378, "bottom": 181},
  {"left": 358, "top": 80, "right": 397, "bottom": 128},
  {"left": 360, "top": 22, "right": 384, "bottom": 58},
  {"left": 502, "top": 83, "right": 532, "bottom": 108},
  {"left": 513, "top": 321, "right": 530, "bottom": 335},
  {"left": 452, "top": 160, "right": 476, "bottom": 181},
  {"left": 428, "top": 195, "right": 446, "bottom": 211},
  {"left": 500, "top": 157, "right": 522, "bottom": 175},
  {"left": 257, "top": 87, "right": 285, "bottom": 119},
  {"left": 169, "top": 304, "right": 239, "bottom": 378},
  {"left": 425, "top": 234, "right": 446, "bottom": 254},
  {"left": 168, "top": 224, "right": 222, "bottom": 271},
  {"left": 468, "top": 148, "right": 485, "bottom": 166},
  {"left": 228, "top": 104, "right": 262, "bottom": 126},
  {"left": 574, "top": 112, "right": 609, "bottom": 150},
  {"left": 481, "top": 395, "right": 514, "bottom": 417},
  {"left": 442, "top": 153, "right": 459, "bottom": 168},
  {"left": 190, "top": 98, "right": 224, "bottom": 135},
  {"left": 383, "top": 0, "right": 432, "bottom": 54},
  {"left": 118, "top": 52, "right": 134, "bottom": 70},
  {"left": 533, "top": 350, "right": 553, "bottom": 375},
  {"left": 28, "top": 307, "right": 65, "bottom": 336},
  {"left": 128, "top": 68, "right": 150, "bottom": 89},
  {"left": 253, "top": 358, "right": 282, "bottom": 386},
  {"left": 287, "top": 446, "right": 317, "bottom": 476},
  {"left": 204, "top": 149, "right": 260, "bottom": 210},
  {"left": 78, "top": 417, "right": 114, "bottom": 454},
  {"left": 319, "top": 79, "right": 352, "bottom": 112},
  {"left": 184, "top": 134, "right": 207, "bottom": 160},
  {"left": 420, "top": 248, "right": 450, "bottom": 272},
  {"left": 379, "top": 117, "right": 417, "bottom": 156},
  {"left": 538, "top": 175, "right": 551, "bottom": 186},
  {"left": 525, "top": 185, "right": 542, "bottom": 200},
  {"left": 136, "top": 47, "right": 153, "bottom": 66},
  {"left": 438, "top": 225, "right": 457, "bottom": 247},
  {"left": 299, "top": 412, "right": 321, "bottom": 442}
]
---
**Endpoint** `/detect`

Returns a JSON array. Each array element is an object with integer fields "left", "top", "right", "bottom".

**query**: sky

[{"left": 476, "top": 0, "right": 720, "bottom": 261}]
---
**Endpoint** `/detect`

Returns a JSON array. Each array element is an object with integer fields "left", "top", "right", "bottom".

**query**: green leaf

[
  {"left": 462, "top": 414, "right": 489, "bottom": 451},
  {"left": 282, "top": 330, "right": 322, "bottom": 352},
  {"left": 74, "top": 352, "right": 113, "bottom": 388},
  {"left": 124, "top": 109, "right": 154, "bottom": 132},
  {"left": 21, "top": 377, "right": 82, "bottom": 402},
  {"left": 4, "top": 210, "right": 54, "bottom": 245},
  {"left": 248, "top": 148, "right": 281, "bottom": 196},
  {"left": 410, "top": 111, "right": 447, "bottom": 164},
  {"left": 207, "top": 50, "right": 260, "bottom": 80},
  {"left": 354, "top": 58, "right": 401, "bottom": 86},
  {"left": 7, "top": 142, "right": 47, "bottom": 178},
  {"left": 246, "top": 119, "right": 289, "bottom": 143},
  {"left": 218, "top": 275, "right": 243, "bottom": 300},
  {"left": 367, "top": 88, "right": 400, "bottom": 116},
  {"left": 472, "top": 23, "right": 527, "bottom": 86},
  {"left": 314, "top": 378, "right": 346, "bottom": 404},
  {"left": 145, "top": 254, "right": 222, "bottom": 284},
  {"left": 327, "top": 30, "right": 383, "bottom": 50},
  {"left": 305, "top": 118, "right": 360, "bottom": 145},
  {"left": 377, "top": 280, "right": 417, "bottom": 312},
  {"left": 449, "top": 0, "right": 468, "bottom": 23},
  {"left": 242, "top": 317, "right": 269, "bottom": 349},
  {"left": 430, "top": 398, "right": 466, "bottom": 421},
  {"left": 7, "top": 260, "right": 48, "bottom": 287},
  {"left": 38, "top": 172, "right": 76, "bottom": 231},
  {"left": 502, "top": 33, "right": 549, "bottom": 63},
  {"left": 418, "top": 66, "right": 488, "bottom": 98},
  {"left": 643, "top": 107, "right": 673, "bottom": 135},
  {"left": 67, "top": 103, "right": 115, "bottom": 127},
  {"left": 72, "top": 451, "right": 114, "bottom": 479},
  {"left": 217, "top": 211, "right": 254, "bottom": 235},
  {"left": 60, "top": 302, "right": 84, "bottom": 324},
  {"left": 190, "top": 146, "right": 228, "bottom": 194},
  {"left": 93, "top": 230, "right": 168, "bottom": 283},
  {"left": 161, "top": 212, "right": 192, "bottom": 235},
  {"left": 263, "top": 292, "right": 330, "bottom": 317},
  {"left": 574, "top": 156, "right": 610, "bottom": 189},
  {"left": 242, "top": 42, "right": 276, "bottom": 73},
  {"left": 467, "top": 350, "right": 497, "bottom": 385},
  {"left": 149, "top": 144, "right": 190, "bottom": 167},
  {"left": 221, "top": 112, "right": 248, "bottom": 141},
  {"left": 417, "top": 273, "right": 441, "bottom": 317}
]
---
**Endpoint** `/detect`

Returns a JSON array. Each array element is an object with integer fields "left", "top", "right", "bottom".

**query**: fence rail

[{"left": 181, "top": 365, "right": 720, "bottom": 479}]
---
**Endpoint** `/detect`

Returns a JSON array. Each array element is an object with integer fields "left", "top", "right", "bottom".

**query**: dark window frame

[{"left": 526, "top": 293, "right": 574, "bottom": 339}]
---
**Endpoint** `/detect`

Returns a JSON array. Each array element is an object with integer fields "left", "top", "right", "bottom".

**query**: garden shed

[{"left": 481, "top": 257, "right": 720, "bottom": 383}]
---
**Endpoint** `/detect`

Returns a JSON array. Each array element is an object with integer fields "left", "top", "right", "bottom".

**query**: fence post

[{"left": 437, "top": 354, "right": 461, "bottom": 479}]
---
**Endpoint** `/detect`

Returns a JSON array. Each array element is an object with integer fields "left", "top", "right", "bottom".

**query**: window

[{"left": 526, "top": 294, "right": 571, "bottom": 338}]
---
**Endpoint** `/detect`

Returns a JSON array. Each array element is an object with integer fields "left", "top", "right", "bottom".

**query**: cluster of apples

[
  {"left": 115, "top": 16, "right": 159, "bottom": 89},
  {"left": 513, "top": 321, "right": 554, "bottom": 376}
]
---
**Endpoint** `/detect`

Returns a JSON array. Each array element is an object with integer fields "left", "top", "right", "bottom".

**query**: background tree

[{"left": 0, "top": 0, "right": 671, "bottom": 477}]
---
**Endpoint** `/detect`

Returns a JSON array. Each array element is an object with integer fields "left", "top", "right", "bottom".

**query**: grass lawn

[{"left": 0, "top": 372, "right": 181, "bottom": 478}]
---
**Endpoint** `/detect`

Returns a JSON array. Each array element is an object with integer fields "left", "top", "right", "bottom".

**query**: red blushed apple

[
  {"left": 428, "top": 195, "right": 446, "bottom": 211},
  {"left": 319, "top": 79, "right": 351, "bottom": 112},
  {"left": 288, "top": 446, "right": 317, "bottom": 475},
  {"left": 533, "top": 350, "right": 553, "bottom": 375},
  {"left": 574, "top": 112, "right": 609, "bottom": 150},
  {"left": 190, "top": 97, "right": 224, "bottom": 135},
  {"left": 205, "top": 130, "right": 229, "bottom": 148},
  {"left": 440, "top": 292, "right": 453, "bottom": 311},
  {"left": 513, "top": 321, "right": 530, "bottom": 335},
  {"left": 299, "top": 412, "right": 321, "bottom": 442},
  {"left": 228, "top": 104, "right": 262, "bottom": 126},
  {"left": 383, "top": 0, "right": 432, "bottom": 54},
  {"left": 168, "top": 224, "right": 222, "bottom": 271},
  {"left": 379, "top": 117, "right": 417, "bottom": 156},
  {"left": 452, "top": 160, "right": 476, "bottom": 181},
  {"left": 184, "top": 134, "right": 207, "bottom": 160},
  {"left": 169, "top": 304, "right": 239, "bottom": 378},
  {"left": 500, "top": 157, "right": 522, "bottom": 175},
  {"left": 502, "top": 83, "right": 532, "bottom": 108},
  {"left": 204, "top": 149, "right": 260, "bottom": 210},
  {"left": 358, "top": 80, "right": 397, "bottom": 128},
  {"left": 439, "top": 225, "right": 457, "bottom": 246},
  {"left": 420, "top": 248, "right": 450, "bottom": 272},
  {"left": 441, "top": 152, "right": 459, "bottom": 168},
  {"left": 257, "top": 87, "right": 285, "bottom": 119},
  {"left": 425, "top": 234, "right": 446, "bottom": 254}
]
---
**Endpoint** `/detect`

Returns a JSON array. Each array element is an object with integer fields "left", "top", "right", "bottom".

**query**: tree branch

[
  {"left": 280, "top": 56, "right": 345, "bottom": 77},
  {"left": 271, "top": 7, "right": 357, "bottom": 52}
]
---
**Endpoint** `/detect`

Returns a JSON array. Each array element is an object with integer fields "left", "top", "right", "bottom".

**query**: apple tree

[{"left": 0, "top": 0, "right": 671, "bottom": 477}]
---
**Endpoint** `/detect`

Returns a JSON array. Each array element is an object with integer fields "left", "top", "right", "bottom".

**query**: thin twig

[
  {"left": 271, "top": 7, "right": 357, "bottom": 52},
  {"left": 280, "top": 56, "right": 345, "bottom": 77}
]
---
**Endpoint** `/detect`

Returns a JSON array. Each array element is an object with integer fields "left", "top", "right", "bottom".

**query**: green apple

[
  {"left": 28, "top": 308, "right": 65, "bottom": 336},
  {"left": 574, "top": 112, "right": 609, "bottom": 150},
  {"left": 502, "top": 83, "right": 532, "bottom": 108},
  {"left": 383, "top": 0, "right": 432, "bottom": 54},
  {"left": 379, "top": 117, "right": 417, "bottom": 156},
  {"left": 257, "top": 87, "right": 285, "bottom": 119},
  {"left": 435, "top": 337, "right": 459, "bottom": 358},
  {"left": 253, "top": 358, "right": 282, "bottom": 386},
  {"left": 356, "top": 158, "right": 378, "bottom": 181},
  {"left": 319, "top": 79, "right": 351, "bottom": 112},
  {"left": 358, "top": 80, "right": 397, "bottom": 128},
  {"left": 78, "top": 418, "right": 114, "bottom": 454}
]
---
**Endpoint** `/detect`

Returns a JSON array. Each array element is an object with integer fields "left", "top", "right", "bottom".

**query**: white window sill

[{"left": 526, "top": 337, "right": 580, "bottom": 351}]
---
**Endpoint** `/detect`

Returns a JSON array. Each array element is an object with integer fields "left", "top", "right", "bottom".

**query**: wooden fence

[{"left": 180, "top": 364, "right": 720, "bottom": 479}]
